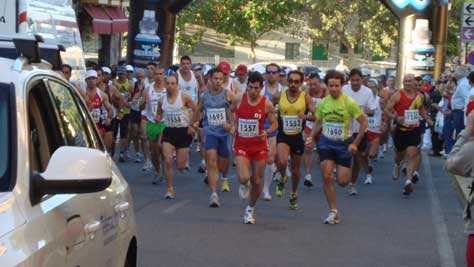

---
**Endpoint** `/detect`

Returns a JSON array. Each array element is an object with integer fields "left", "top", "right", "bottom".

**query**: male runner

[
  {"left": 84, "top": 70, "right": 114, "bottom": 137},
  {"left": 129, "top": 69, "right": 146, "bottom": 164},
  {"left": 307, "top": 70, "right": 367, "bottom": 224},
  {"left": 141, "top": 67, "right": 167, "bottom": 184},
  {"left": 273, "top": 70, "right": 316, "bottom": 210},
  {"left": 156, "top": 75, "right": 199, "bottom": 199},
  {"left": 198, "top": 68, "right": 236, "bottom": 207},
  {"left": 342, "top": 68, "right": 376, "bottom": 196},
  {"left": 303, "top": 72, "right": 326, "bottom": 187},
  {"left": 114, "top": 66, "right": 133, "bottom": 162},
  {"left": 144, "top": 62, "right": 156, "bottom": 89},
  {"left": 230, "top": 71, "right": 278, "bottom": 223},
  {"left": 261, "top": 63, "right": 284, "bottom": 201},
  {"left": 384, "top": 74, "right": 433, "bottom": 195}
]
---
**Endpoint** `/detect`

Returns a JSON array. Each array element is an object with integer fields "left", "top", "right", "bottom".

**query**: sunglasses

[
  {"left": 266, "top": 70, "right": 278, "bottom": 75},
  {"left": 288, "top": 79, "right": 301, "bottom": 85}
]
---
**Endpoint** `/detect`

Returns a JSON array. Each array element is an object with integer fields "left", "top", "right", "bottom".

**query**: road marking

[
  {"left": 422, "top": 155, "right": 456, "bottom": 267},
  {"left": 163, "top": 200, "right": 190, "bottom": 214}
]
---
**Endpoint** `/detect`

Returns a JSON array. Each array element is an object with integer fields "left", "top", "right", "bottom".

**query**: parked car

[{"left": 0, "top": 35, "right": 137, "bottom": 267}]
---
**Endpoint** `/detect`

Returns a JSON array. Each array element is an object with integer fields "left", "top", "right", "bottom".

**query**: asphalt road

[{"left": 117, "top": 143, "right": 468, "bottom": 267}]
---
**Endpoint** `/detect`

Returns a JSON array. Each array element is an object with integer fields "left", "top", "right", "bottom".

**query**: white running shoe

[
  {"left": 364, "top": 174, "right": 373, "bottom": 184},
  {"left": 196, "top": 143, "right": 201, "bottom": 152},
  {"left": 348, "top": 183, "right": 358, "bottom": 195},
  {"left": 403, "top": 179, "right": 413, "bottom": 195},
  {"left": 324, "top": 209, "right": 340, "bottom": 224},
  {"left": 273, "top": 171, "right": 281, "bottom": 182},
  {"left": 164, "top": 190, "right": 175, "bottom": 199},
  {"left": 304, "top": 174, "right": 314, "bottom": 188},
  {"left": 244, "top": 206, "right": 255, "bottom": 224},
  {"left": 392, "top": 164, "right": 400, "bottom": 180},
  {"left": 239, "top": 182, "right": 250, "bottom": 200},
  {"left": 142, "top": 160, "right": 152, "bottom": 172},
  {"left": 262, "top": 191, "right": 272, "bottom": 201},
  {"left": 383, "top": 144, "right": 387, "bottom": 153},
  {"left": 209, "top": 193, "right": 220, "bottom": 207},
  {"left": 135, "top": 152, "right": 142, "bottom": 163}
]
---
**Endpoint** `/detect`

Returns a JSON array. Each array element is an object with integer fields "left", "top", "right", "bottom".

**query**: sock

[
  {"left": 211, "top": 192, "right": 217, "bottom": 197},
  {"left": 246, "top": 205, "right": 254, "bottom": 212},
  {"left": 201, "top": 159, "right": 205, "bottom": 166},
  {"left": 263, "top": 165, "right": 272, "bottom": 193}
]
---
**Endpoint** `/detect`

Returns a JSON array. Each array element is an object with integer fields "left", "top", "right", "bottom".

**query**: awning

[
  {"left": 84, "top": 5, "right": 112, "bottom": 34},
  {"left": 103, "top": 7, "right": 128, "bottom": 33}
]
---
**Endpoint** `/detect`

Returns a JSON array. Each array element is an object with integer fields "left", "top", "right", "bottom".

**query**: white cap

[
  {"left": 85, "top": 70, "right": 97, "bottom": 79},
  {"left": 101, "top": 67, "right": 111, "bottom": 74},
  {"left": 361, "top": 68, "right": 371, "bottom": 76},
  {"left": 126, "top": 65, "right": 134, "bottom": 72}
]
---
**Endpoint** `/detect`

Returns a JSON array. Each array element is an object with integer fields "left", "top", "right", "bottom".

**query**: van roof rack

[{"left": 0, "top": 34, "right": 64, "bottom": 70}]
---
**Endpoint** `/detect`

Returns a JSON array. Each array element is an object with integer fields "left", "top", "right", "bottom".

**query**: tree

[
  {"left": 176, "top": 0, "right": 303, "bottom": 62},
  {"left": 304, "top": 0, "right": 398, "bottom": 67}
]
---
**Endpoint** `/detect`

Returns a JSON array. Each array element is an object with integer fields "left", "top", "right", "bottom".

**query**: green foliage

[
  {"left": 446, "top": 0, "right": 462, "bottom": 58},
  {"left": 176, "top": 0, "right": 303, "bottom": 58}
]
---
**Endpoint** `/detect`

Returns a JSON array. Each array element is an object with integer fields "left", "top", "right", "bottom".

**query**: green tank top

[{"left": 114, "top": 79, "right": 131, "bottom": 114}]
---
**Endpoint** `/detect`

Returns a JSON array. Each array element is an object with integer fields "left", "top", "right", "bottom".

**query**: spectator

[
  {"left": 451, "top": 67, "right": 470, "bottom": 137},
  {"left": 442, "top": 78, "right": 456, "bottom": 154},
  {"left": 429, "top": 80, "right": 443, "bottom": 156}
]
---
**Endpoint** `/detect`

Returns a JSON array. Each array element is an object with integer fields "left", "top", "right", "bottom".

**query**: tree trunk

[
  {"left": 250, "top": 41, "right": 257, "bottom": 63},
  {"left": 347, "top": 46, "right": 355, "bottom": 69}
]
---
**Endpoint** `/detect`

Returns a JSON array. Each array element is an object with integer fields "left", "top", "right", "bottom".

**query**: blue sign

[
  {"left": 469, "top": 51, "right": 474, "bottom": 65},
  {"left": 390, "top": 0, "right": 447, "bottom": 11}
]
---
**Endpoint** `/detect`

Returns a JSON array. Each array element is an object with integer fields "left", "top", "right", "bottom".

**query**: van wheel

[{"left": 124, "top": 238, "right": 137, "bottom": 267}]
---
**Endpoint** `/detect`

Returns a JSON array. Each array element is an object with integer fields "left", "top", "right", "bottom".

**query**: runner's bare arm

[
  {"left": 305, "top": 93, "right": 316, "bottom": 115},
  {"left": 419, "top": 105, "right": 433, "bottom": 126},
  {"left": 271, "top": 91, "right": 280, "bottom": 106},
  {"left": 184, "top": 93, "right": 199, "bottom": 128},
  {"left": 232, "top": 80, "right": 242, "bottom": 95},
  {"left": 139, "top": 88, "right": 149, "bottom": 110},
  {"left": 265, "top": 99, "right": 278, "bottom": 135},
  {"left": 352, "top": 114, "right": 368, "bottom": 147},
  {"left": 155, "top": 98, "right": 163, "bottom": 122},
  {"left": 229, "top": 93, "right": 243, "bottom": 113},
  {"left": 311, "top": 118, "right": 322, "bottom": 139},
  {"left": 384, "top": 92, "right": 400, "bottom": 121}
]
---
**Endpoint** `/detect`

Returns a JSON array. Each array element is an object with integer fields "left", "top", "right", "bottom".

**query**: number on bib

[
  {"left": 404, "top": 110, "right": 420, "bottom": 126},
  {"left": 207, "top": 108, "right": 226, "bottom": 126},
  {"left": 91, "top": 109, "right": 101, "bottom": 123},
  {"left": 238, "top": 119, "right": 259, "bottom": 137},
  {"left": 282, "top": 115, "right": 302, "bottom": 134},
  {"left": 165, "top": 111, "right": 184, "bottom": 127},
  {"left": 323, "top": 122, "right": 344, "bottom": 141},
  {"left": 367, "top": 116, "right": 380, "bottom": 131}
]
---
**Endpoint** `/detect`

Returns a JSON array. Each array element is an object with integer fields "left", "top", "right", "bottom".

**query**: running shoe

[
  {"left": 184, "top": 161, "right": 190, "bottom": 171},
  {"left": 262, "top": 190, "right": 272, "bottom": 201},
  {"left": 142, "top": 160, "right": 152, "bottom": 172},
  {"left": 164, "top": 188, "right": 175, "bottom": 199},
  {"left": 392, "top": 164, "right": 400, "bottom": 180},
  {"left": 196, "top": 143, "right": 201, "bottom": 153},
  {"left": 273, "top": 171, "right": 281, "bottom": 182},
  {"left": 135, "top": 152, "right": 142, "bottom": 163},
  {"left": 364, "top": 174, "right": 373, "bottom": 185},
  {"left": 304, "top": 174, "right": 314, "bottom": 188},
  {"left": 204, "top": 176, "right": 209, "bottom": 184},
  {"left": 403, "top": 179, "right": 413, "bottom": 195},
  {"left": 244, "top": 206, "right": 255, "bottom": 224},
  {"left": 119, "top": 153, "right": 126, "bottom": 163},
  {"left": 348, "top": 183, "right": 358, "bottom": 195},
  {"left": 289, "top": 192, "right": 298, "bottom": 210},
  {"left": 152, "top": 173, "right": 162, "bottom": 185},
  {"left": 221, "top": 178, "right": 230, "bottom": 192},
  {"left": 412, "top": 171, "right": 420, "bottom": 184},
  {"left": 275, "top": 176, "right": 288, "bottom": 197},
  {"left": 198, "top": 164, "right": 206, "bottom": 174},
  {"left": 209, "top": 193, "right": 220, "bottom": 208},
  {"left": 324, "top": 209, "right": 340, "bottom": 224},
  {"left": 239, "top": 182, "right": 250, "bottom": 200},
  {"left": 402, "top": 167, "right": 407, "bottom": 176},
  {"left": 383, "top": 144, "right": 388, "bottom": 153}
]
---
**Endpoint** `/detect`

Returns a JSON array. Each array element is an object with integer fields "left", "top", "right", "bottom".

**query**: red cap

[
  {"left": 217, "top": 61, "right": 231, "bottom": 75},
  {"left": 236, "top": 64, "right": 248, "bottom": 75}
]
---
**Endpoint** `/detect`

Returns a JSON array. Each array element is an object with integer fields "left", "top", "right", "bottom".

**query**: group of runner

[{"left": 70, "top": 57, "right": 434, "bottom": 225}]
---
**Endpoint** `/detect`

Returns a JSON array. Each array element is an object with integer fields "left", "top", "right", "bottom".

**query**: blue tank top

[
  {"left": 263, "top": 86, "right": 279, "bottom": 136},
  {"left": 202, "top": 89, "right": 229, "bottom": 136}
]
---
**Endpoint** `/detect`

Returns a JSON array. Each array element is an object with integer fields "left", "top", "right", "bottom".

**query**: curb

[{"left": 449, "top": 173, "right": 472, "bottom": 204}]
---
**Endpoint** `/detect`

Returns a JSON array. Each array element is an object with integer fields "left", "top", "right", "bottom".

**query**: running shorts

[
  {"left": 351, "top": 132, "right": 368, "bottom": 152},
  {"left": 162, "top": 127, "right": 193, "bottom": 149},
  {"left": 104, "top": 117, "right": 118, "bottom": 134},
  {"left": 317, "top": 135, "right": 352, "bottom": 168},
  {"left": 393, "top": 127, "right": 421, "bottom": 152},
  {"left": 276, "top": 132, "right": 304, "bottom": 156},
  {"left": 234, "top": 147, "right": 268, "bottom": 161},
  {"left": 204, "top": 133, "right": 231, "bottom": 157},
  {"left": 117, "top": 114, "right": 130, "bottom": 139},
  {"left": 146, "top": 121, "right": 165, "bottom": 141},
  {"left": 129, "top": 109, "right": 141, "bottom": 124},
  {"left": 367, "top": 131, "right": 381, "bottom": 143}
]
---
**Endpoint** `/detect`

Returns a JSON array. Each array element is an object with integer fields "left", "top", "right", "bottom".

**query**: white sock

[
  {"left": 201, "top": 159, "right": 205, "bottom": 166},
  {"left": 211, "top": 192, "right": 217, "bottom": 197},
  {"left": 263, "top": 165, "right": 272, "bottom": 193},
  {"left": 246, "top": 205, "right": 254, "bottom": 212}
]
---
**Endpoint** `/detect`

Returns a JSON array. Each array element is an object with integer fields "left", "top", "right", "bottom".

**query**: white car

[{"left": 0, "top": 35, "right": 137, "bottom": 267}]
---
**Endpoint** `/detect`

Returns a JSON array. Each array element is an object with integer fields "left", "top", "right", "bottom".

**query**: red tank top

[
  {"left": 235, "top": 93, "right": 267, "bottom": 148},
  {"left": 90, "top": 91, "right": 105, "bottom": 135},
  {"left": 394, "top": 89, "right": 418, "bottom": 116}
]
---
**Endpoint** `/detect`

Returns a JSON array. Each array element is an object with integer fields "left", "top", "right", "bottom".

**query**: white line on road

[
  {"left": 163, "top": 200, "right": 190, "bottom": 214},
  {"left": 422, "top": 155, "right": 456, "bottom": 267}
]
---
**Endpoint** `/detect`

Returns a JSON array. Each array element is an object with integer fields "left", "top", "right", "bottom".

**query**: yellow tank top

[
  {"left": 113, "top": 79, "right": 130, "bottom": 114},
  {"left": 278, "top": 90, "right": 306, "bottom": 135}
]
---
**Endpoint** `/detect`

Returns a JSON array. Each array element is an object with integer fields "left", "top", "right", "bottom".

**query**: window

[
  {"left": 312, "top": 43, "right": 328, "bottom": 60},
  {"left": 285, "top": 43, "right": 300, "bottom": 60},
  {"left": 0, "top": 83, "right": 14, "bottom": 191},
  {"left": 47, "top": 80, "right": 104, "bottom": 151}
]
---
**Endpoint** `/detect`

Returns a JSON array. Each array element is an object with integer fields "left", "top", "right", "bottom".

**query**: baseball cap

[
  {"left": 85, "top": 70, "right": 97, "bottom": 79},
  {"left": 236, "top": 64, "right": 248, "bottom": 76},
  {"left": 116, "top": 66, "right": 127, "bottom": 74},
  {"left": 217, "top": 61, "right": 231, "bottom": 75},
  {"left": 423, "top": 75, "right": 432, "bottom": 82},
  {"left": 101, "top": 66, "right": 111, "bottom": 74},
  {"left": 126, "top": 65, "right": 134, "bottom": 72}
]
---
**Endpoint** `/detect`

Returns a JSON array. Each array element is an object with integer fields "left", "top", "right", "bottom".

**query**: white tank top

[
  {"left": 305, "top": 95, "right": 323, "bottom": 129},
  {"left": 178, "top": 70, "right": 198, "bottom": 103},
  {"left": 225, "top": 78, "right": 238, "bottom": 95},
  {"left": 145, "top": 84, "right": 167, "bottom": 122},
  {"left": 367, "top": 96, "right": 383, "bottom": 134},
  {"left": 162, "top": 91, "right": 190, "bottom": 128}
]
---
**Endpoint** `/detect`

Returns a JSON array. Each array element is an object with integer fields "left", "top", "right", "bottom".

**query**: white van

[{"left": 0, "top": 0, "right": 86, "bottom": 85}]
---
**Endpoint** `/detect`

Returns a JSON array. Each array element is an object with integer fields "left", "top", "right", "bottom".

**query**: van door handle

[{"left": 84, "top": 221, "right": 101, "bottom": 240}]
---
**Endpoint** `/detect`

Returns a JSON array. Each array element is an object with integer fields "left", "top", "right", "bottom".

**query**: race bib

[
  {"left": 165, "top": 111, "right": 185, "bottom": 128},
  {"left": 282, "top": 115, "right": 302, "bottom": 134},
  {"left": 91, "top": 109, "right": 101, "bottom": 124},
  {"left": 367, "top": 116, "right": 380, "bottom": 131},
  {"left": 323, "top": 122, "right": 344, "bottom": 141},
  {"left": 151, "top": 100, "right": 159, "bottom": 114},
  {"left": 404, "top": 110, "right": 420, "bottom": 126},
  {"left": 238, "top": 119, "right": 259, "bottom": 137},
  {"left": 207, "top": 108, "right": 226, "bottom": 126}
]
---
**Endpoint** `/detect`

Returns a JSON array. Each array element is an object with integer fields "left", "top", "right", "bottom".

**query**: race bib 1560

[
  {"left": 238, "top": 119, "right": 259, "bottom": 137},
  {"left": 323, "top": 122, "right": 344, "bottom": 141},
  {"left": 282, "top": 115, "right": 302, "bottom": 134}
]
